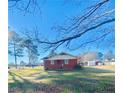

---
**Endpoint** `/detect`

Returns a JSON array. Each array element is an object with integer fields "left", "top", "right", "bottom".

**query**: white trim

[
  {"left": 46, "top": 55, "right": 77, "bottom": 60},
  {"left": 64, "top": 59, "right": 69, "bottom": 64},
  {"left": 51, "top": 60, "right": 54, "bottom": 65}
]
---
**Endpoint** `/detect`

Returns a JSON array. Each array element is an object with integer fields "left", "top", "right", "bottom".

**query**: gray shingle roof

[{"left": 43, "top": 52, "right": 77, "bottom": 60}]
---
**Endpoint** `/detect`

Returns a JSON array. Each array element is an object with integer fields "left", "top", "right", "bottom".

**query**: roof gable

[{"left": 43, "top": 52, "right": 77, "bottom": 60}]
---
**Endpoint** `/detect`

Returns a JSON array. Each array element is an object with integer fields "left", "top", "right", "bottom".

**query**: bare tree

[
  {"left": 9, "top": 0, "right": 114, "bottom": 52},
  {"left": 8, "top": 30, "right": 24, "bottom": 68},
  {"left": 79, "top": 51, "right": 103, "bottom": 62},
  {"left": 104, "top": 50, "right": 114, "bottom": 61},
  {"left": 20, "top": 61, "right": 26, "bottom": 66},
  {"left": 8, "top": 0, "right": 41, "bottom": 14},
  {"left": 32, "top": 0, "right": 115, "bottom": 51},
  {"left": 21, "top": 38, "right": 39, "bottom": 67}
]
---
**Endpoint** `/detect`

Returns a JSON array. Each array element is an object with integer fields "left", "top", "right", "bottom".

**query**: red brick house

[{"left": 43, "top": 52, "right": 78, "bottom": 70}]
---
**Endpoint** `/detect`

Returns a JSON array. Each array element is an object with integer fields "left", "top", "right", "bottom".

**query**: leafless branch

[
  {"left": 53, "top": 0, "right": 109, "bottom": 33},
  {"left": 14, "top": 0, "right": 114, "bottom": 52},
  {"left": 36, "top": 18, "right": 114, "bottom": 44},
  {"left": 9, "top": 0, "right": 42, "bottom": 15},
  {"left": 67, "top": 30, "right": 113, "bottom": 50}
]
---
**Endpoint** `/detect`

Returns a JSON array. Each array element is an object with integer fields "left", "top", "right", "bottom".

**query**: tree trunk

[
  {"left": 28, "top": 49, "right": 31, "bottom": 67},
  {"left": 14, "top": 42, "right": 17, "bottom": 69}
]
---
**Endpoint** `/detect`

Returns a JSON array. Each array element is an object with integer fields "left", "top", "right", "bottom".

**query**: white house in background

[
  {"left": 86, "top": 61, "right": 96, "bottom": 66},
  {"left": 111, "top": 58, "right": 115, "bottom": 62},
  {"left": 78, "top": 58, "right": 103, "bottom": 66},
  {"left": 78, "top": 51, "right": 103, "bottom": 66},
  {"left": 83, "top": 60, "right": 103, "bottom": 66},
  {"left": 103, "top": 61, "right": 115, "bottom": 65},
  {"left": 103, "top": 58, "right": 115, "bottom": 65}
]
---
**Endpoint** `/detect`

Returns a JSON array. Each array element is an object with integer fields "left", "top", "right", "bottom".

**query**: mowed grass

[{"left": 8, "top": 65, "right": 115, "bottom": 93}]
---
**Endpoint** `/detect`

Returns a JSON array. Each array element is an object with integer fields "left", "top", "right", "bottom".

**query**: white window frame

[
  {"left": 64, "top": 59, "right": 68, "bottom": 64},
  {"left": 51, "top": 60, "right": 54, "bottom": 65}
]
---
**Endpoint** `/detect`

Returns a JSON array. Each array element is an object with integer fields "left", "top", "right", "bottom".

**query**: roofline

[
  {"left": 42, "top": 52, "right": 77, "bottom": 60},
  {"left": 43, "top": 57, "right": 78, "bottom": 60}
]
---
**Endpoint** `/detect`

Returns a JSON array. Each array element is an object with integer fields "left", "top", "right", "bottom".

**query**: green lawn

[{"left": 8, "top": 65, "right": 115, "bottom": 93}]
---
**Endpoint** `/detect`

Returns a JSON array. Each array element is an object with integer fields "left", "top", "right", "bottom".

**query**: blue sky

[{"left": 8, "top": 0, "right": 115, "bottom": 64}]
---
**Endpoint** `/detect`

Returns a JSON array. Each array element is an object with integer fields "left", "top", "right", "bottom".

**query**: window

[
  {"left": 64, "top": 59, "right": 68, "bottom": 64},
  {"left": 51, "top": 60, "right": 54, "bottom": 65}
]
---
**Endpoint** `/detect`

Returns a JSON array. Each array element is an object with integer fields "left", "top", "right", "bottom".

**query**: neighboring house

[
  {"left": 80, "top": 60, "right": 103, "bottom": 66},
  {"left": 78, "top": 57, "right": 103, "bottom": 66},
  {"left": 43, "top": 52, "right": 78, "bottom": 70},
  {"left": 103, "top": 61, "right": 115, "bottom": 65},
  {"left": 103, "top": 58, "right": 115, "bottom": 65},
  {"left": 78, "top": 52, "right": 103, "bottom": 66}
]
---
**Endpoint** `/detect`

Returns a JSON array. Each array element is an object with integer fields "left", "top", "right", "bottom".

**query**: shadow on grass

[
  {"left": 8, "top": 67, "right": 115, "bottom": 93},
  {"left": 35, "top": 67, "right": 115, "bottom": 93},
  {"left": 51, "top": 76, "right": 115, "bottom": 93},
  {"left": 8, "top": 71, "right": 62, "bottom": 93},
  {"left": 36, "top": 67, "right": 114, "bottom": 80}
]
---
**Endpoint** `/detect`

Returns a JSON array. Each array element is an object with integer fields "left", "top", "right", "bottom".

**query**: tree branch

[
  {"left": 67, "top": 30, "right": 113, "bottom": 50},
  {"left": 36, "top": 18, "right": 115, "bottom": 45}
]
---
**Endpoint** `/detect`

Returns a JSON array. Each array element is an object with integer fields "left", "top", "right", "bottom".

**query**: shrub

[{"left": 74, "top": 64, "right": 82, "bottom": 69}]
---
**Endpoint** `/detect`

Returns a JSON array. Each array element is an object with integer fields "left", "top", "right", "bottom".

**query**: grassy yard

[{"left": 8, "top": 65, "right": 115, "bottom": 93}]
